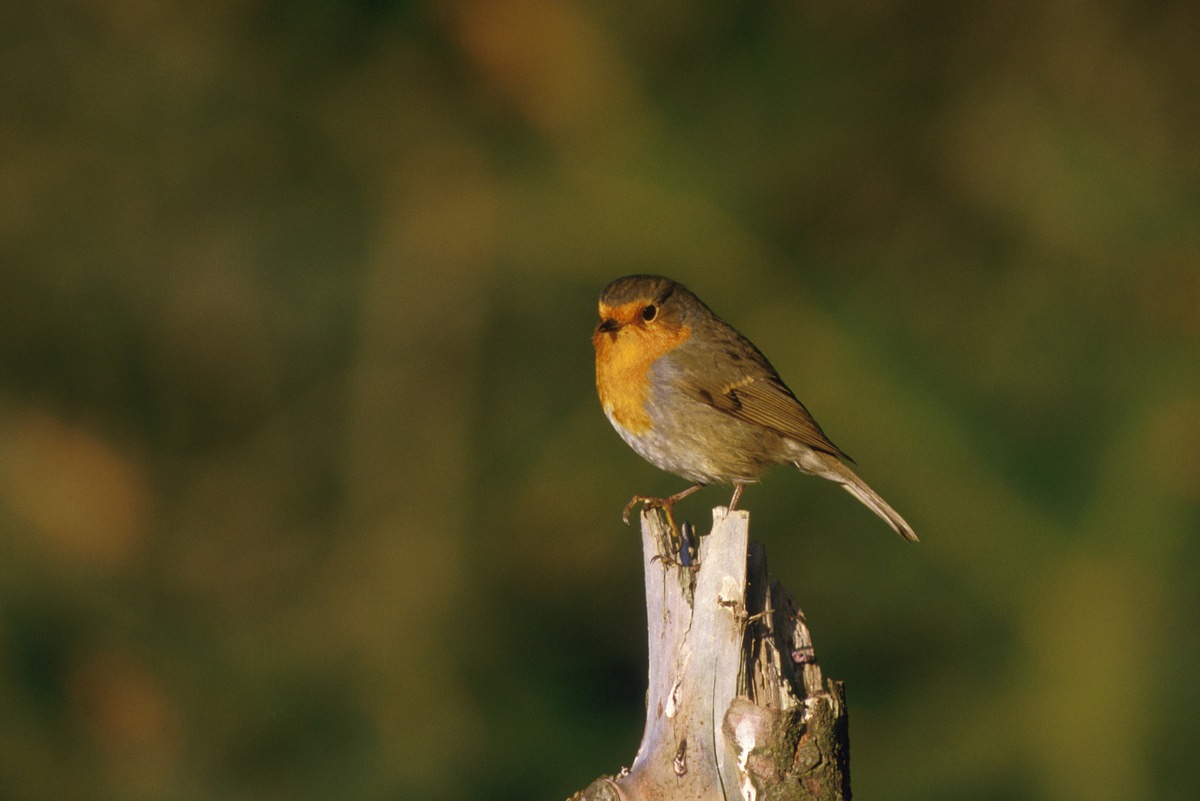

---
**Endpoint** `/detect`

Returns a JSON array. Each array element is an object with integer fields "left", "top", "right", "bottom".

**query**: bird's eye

[{"left": 641, "top": 304, "right": 658, "bottom": 322}]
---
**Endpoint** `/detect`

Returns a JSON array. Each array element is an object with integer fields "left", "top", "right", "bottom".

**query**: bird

[{"left": 592, "top": 274, "right": 917, "bottom": 542}]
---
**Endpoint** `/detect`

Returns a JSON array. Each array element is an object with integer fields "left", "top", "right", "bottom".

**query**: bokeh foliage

[{"left": 1, "top": 2, "right": 1198, "bottom": 800}]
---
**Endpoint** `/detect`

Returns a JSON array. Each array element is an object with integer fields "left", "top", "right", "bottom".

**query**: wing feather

[{"left": 672, "top": 320, "right": 851, "bottom": 461}]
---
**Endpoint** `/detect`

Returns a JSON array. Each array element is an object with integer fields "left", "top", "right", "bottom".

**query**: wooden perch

[{"left": 570, "top": 507, "right": 850, "bottom": 801}]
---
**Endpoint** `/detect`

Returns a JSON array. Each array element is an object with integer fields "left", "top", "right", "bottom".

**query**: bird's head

[{"left": 592, "top": 275, "right": 697, "bottom": 347}]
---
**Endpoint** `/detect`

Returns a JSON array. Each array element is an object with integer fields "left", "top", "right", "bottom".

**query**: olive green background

[{"left": 2, "top": 2, "right": 1198, "bottom": 800}]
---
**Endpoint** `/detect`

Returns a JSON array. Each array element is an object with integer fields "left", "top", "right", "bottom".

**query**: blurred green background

[{"left": 2, "top": 1, "right": 1198, "bottom": 799}]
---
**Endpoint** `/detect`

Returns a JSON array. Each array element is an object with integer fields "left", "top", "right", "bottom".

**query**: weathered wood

[{"left": 571, "top": 507, "right": 850, "bottom": 801}]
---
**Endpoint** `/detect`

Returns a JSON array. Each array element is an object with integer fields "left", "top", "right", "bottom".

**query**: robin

[{"left": 592, "top": 274, "right": 917, "bottom": 542}]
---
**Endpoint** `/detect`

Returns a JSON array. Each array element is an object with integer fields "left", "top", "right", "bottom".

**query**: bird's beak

[{"left": 595, "top": 317, "right": 620, "bottom": 335}]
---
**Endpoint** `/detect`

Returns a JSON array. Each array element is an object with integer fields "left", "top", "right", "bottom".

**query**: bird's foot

[
  {"left": 622, "top": 494, "right": 667, "bottom": 526},
  {"left": 621, "top": 484, "right": 705, "bottom": 549},
  {"left": 624, "top": 495, "right": 685, "bottom": 554}
]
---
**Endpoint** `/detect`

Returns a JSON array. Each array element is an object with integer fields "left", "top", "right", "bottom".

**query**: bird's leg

[
  {"left": 622, "top": 483, "right": 705, "bottom": 541},
  {"left": 728, "top": 482, "right": 746, "bottom": 511}
]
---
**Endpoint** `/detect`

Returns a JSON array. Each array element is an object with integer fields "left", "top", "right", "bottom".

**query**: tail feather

[{"left": 794, "top": 451, "right": 918, "bottom": 543}]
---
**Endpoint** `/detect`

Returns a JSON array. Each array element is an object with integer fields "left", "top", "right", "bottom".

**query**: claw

[
  {"left": 621, "top": 495, "right": 647, "bottom": 526},
  {"left": 619, "top": 483, "right": 706, "bottom": 545}
]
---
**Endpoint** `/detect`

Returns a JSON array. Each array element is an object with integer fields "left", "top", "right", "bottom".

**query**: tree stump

[{"left": 570, "top": 507, "right": 850, "bottom": 801}]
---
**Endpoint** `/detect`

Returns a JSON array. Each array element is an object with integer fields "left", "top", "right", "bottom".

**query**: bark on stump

[{"left": 570, "top": 507, "right": 851, "bottom": 801}]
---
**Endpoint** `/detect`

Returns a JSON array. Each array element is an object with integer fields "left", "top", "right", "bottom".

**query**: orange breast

[{"left": 594, "top": 322, "right": 691, "bottom": 435}]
